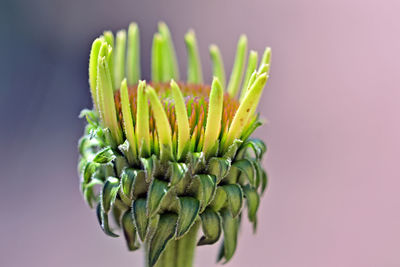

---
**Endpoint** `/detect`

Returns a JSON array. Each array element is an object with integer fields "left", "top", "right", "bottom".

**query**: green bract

[{"left": 78, "top": 22, "right": 271, "bottom": 267}]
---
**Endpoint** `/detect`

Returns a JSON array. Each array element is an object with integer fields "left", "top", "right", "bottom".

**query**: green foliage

[{"left": 78, "top": 112, "right": 268, "bottom": 265}]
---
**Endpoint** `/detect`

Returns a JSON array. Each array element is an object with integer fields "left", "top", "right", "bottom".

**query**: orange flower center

[{"left": 114, "top": 82, "right": 239, "bottom": 152}]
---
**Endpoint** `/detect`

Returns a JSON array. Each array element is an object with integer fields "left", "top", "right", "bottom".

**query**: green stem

[{"left": 149, "top": 221, "right": 200, "bottom": 267}]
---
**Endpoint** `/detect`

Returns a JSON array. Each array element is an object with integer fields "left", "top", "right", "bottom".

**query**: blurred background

[{"left": 1, "top": 0, "right": 400, "bottom": 266}]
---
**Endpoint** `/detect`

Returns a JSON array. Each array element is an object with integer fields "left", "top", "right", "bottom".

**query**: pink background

[{"left": 1, "top": 0, "right": 399, "bottom": 266}]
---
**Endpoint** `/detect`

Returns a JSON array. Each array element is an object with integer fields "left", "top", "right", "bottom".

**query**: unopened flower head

[{"left": 78, "top": 22, "right": 271, "bottom": 267}]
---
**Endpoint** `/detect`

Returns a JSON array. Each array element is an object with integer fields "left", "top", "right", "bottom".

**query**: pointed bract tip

[
  {"left": 258, "top": 63, "right": 270, "bottom": 75},
  {"left": 227, "top": 34, "right": 248, "bottom": 98},
  {"left": 158, "top": 21, "right": 167, "bottom": 29},
  {"left": 203, "top": 76, "right": 224, "bottom": 157},
  {"left": 259, "top": 47, "right": 271, "bottom": 72},
  {"left": 170, "top": 79, "right": 177, "bottom": 87},
  {"left": 146, "top": 85, "right": 173, "bottom": 161},
  {"left": 256, "top": 71, "right": 268, "bottom": 82},
  {"left": 185, "top": 29, "right": 196, "bottom": 41},
  {"left": 211, "top": 76, "right": 222, "bottom": 90},
  {"left": 103, "top": 31, "right": 114, "bottom": 47},
  {"left": 129, "top": 22, "right": 138, "bottom": 28},
  {"left": 121, "top": 78, "right": 127, "bottom": 88},
  {"left": 239, "top": 34, "right": 248, "bottom": 43},
  {"left": 138, "top": 80, "right": 147, "bottom": 88},
  {"left": 116, "top": 29, "right": 126, "bottom": 38},
  {"left": 209, "top": 44, "right": 218, "bottom": 51}
]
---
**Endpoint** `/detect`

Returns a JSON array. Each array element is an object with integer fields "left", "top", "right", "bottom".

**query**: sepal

[
  {"left": 198, "top": 208, "right": 222, "bottom": 246},
  {"left": 189, "top": 174, "right": 217, "bottom": 212},
  {"left": 101, "top": 177, "right": 120, "bottom": 213},
  {"left": 141, "top": 155, "right": 160, "bottom": 183},
  {"left": 261, "top": 169, "right": 268, "bottom": 195},
  {"left": 187, "top": 152, "right": 206, "bottom": 174},
  {"left": 120, "top": 168, "right": 136, "bottom": 200},
  {"left": 147, "top": 213, "right": 178, "bottom": 267},
  {"left": 96, "top": 203, "right": 119, "bottom": 237},
  {"left": 83, "top": 178, "right": 103, "bottom": 208},
  {"left": 147, "top": 179, "right": 168, "bottom": 217},
  {"left": 176, "top": 197, "right": 200, "bottom": 238},
  {"left": 238, "top": 138, "right": 267, "bottom": 160},
  {"left": 242, "top": 185, "right": 260, "bottom": 232},
  {"left": 240, "top": 120, "right": 263, "bottom": 141},
  {"left": 121, "top": 210, "right": 140, "bottom": 251},
  {"left": 79, "top": 109, "right": 99, "bottom": 127},
  {"left": 93, "top": 147, "right": 116, "bottom": 164},
  {"left": 208, "top": 157, "right": 231, "bottom": 183},
  {"left": 145, "top": 214, "right": 160, "bottom": 243},
  {"left": 209, "top": 187, "right": 227, "bottom": 211},
  {"left": 232, "top": 159, "right": 256, "bottom": 187},
  {"left": 114, "top": 155, "right": 128, "bottom": 177},
  {"left": 221, "top": 184, "right": 243, "bottom": 218},
  {"left": 132, "top": 198, "right": 148, "bottom": 241},
  {"left": 82, "top": 161, "right": 99, "bottom": 187},
  {"left": 223, "top": 139, "right": 243, "bottom": 160},
  {"left": 217, "top": 209, "right": 239, "bottom": 263},
  {"left": 167, "top": 162, "right": 188, "bottom": 186}
]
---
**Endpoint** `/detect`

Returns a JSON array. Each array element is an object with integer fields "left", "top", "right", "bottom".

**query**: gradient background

[{"left": 1, "top": 0, "right": 399, "bottom": 266}]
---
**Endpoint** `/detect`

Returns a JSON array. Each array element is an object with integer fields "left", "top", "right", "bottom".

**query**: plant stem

[{"left": 149, "top": 221, "right": 200, "bottom": 267}]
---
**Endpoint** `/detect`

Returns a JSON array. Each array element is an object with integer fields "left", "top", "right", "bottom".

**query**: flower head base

[{"left": 79, "top": 22, "right": 271, "bottom": 267}]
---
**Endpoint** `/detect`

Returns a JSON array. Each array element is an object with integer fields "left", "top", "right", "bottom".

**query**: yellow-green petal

[
  {"left": 103, "top": 31, "right": 114, "bottom": 85},
  {"left": 97, "top": 55, "right": 123, "bottom": 144},
  {"left": 209, "top": 44, "right": 226, "bottom": 89},
  {"left": 96, "top": 43, "right": 108, "bottom": 121},
  {"left": 151, "top": 33, "right": 164, "bottom": 83},
  {"left": 170, "top": 80, "right": 190, "bottom": 160},
  {"left": 158, "top": 22, "right": 179, "bottom": 80},
  {"left": 126, "top": 22, "right": 140, "bottom": 85},
  {"left": 240, "top": 50, "right": 258, "bottom": 102},
  {"left": 258, "top": 46, "right": 271, "bottom": 74},
  {"left": 224, "top": 73, "right": 268, "bottom": 151},
  {"left": 146, "top": 86, "right": 174, "bottom": 161},
  {"left": 203, "top": 77, "right": 224, "bottom": 157},
  {"left": 96, "top": 42, "right": 113, "bottom": 121},
  {"left": 136, "top": 81, "right": 150, "bottom": 157},
  {"left": 113, "top": 30, "right": 126, "bottom": 90},
  {"left": 185, "top": 30, "right": 203, "bottom": 84},
  {"left": 120, "top": 79, "right": 137, "bottom": 162},
  {"left": 248, "top": 65, "right": 269, "bottom": 117},
  {"left": 227, "top": 35, "right": 248, "bottom": 98},
  {"left": 88, "top": 38, "right": 102, "bottom": 110}
]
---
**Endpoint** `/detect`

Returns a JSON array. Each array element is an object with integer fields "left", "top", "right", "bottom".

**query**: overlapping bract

[{"left": 79, "top": 22, "right": 271, "bottom": 267}]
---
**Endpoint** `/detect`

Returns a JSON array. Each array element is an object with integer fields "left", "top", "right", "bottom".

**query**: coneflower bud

[{"left": 78, "top": 22, "right": 271, "bottom": 267}]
